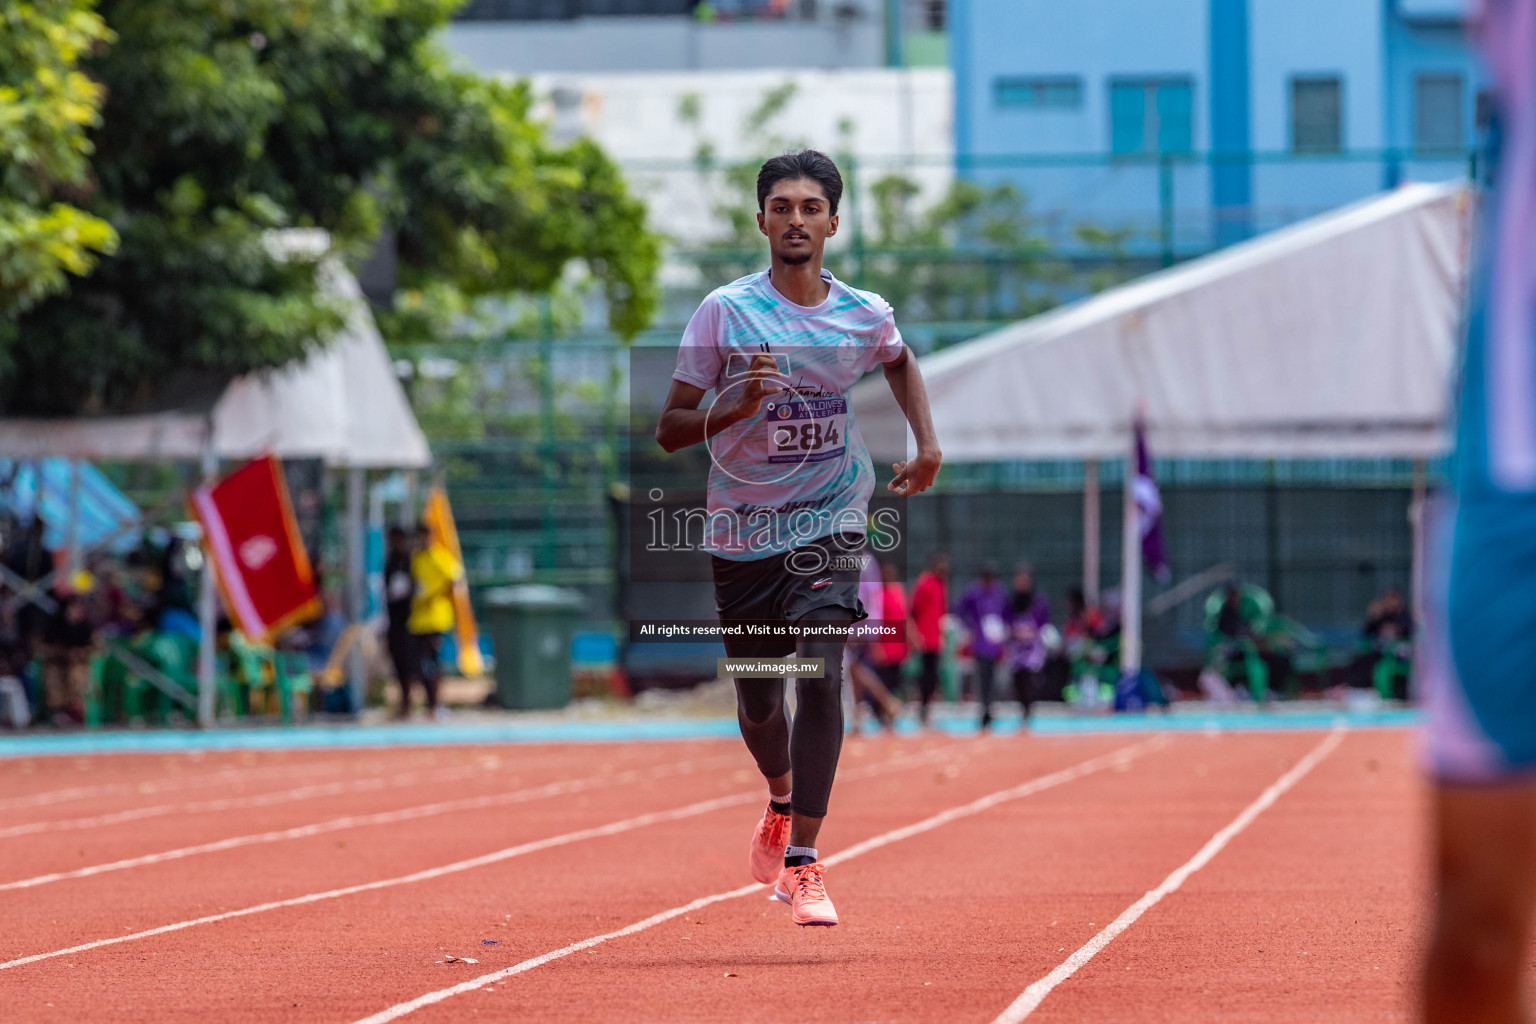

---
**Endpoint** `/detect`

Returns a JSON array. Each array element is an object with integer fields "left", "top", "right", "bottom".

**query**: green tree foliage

[
  {"left": 671, "top": 83, "right": 1136, "bottom": 329},
  {"left": 679, "top": 81, "right": 806, "bottom": 253},
  {"left": 3, "top": 0, "right": 658, "bottom": 416},
  {"left": 0, "top": 0, "right": 118, "bottom": 319},
  {"left": 861, "top": 174, "right": 1067, "bottom": 324}
]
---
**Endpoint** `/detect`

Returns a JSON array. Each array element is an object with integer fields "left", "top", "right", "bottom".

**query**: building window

[
  {"left": 903, "top": 0, "right": 944, "bottom": 30},
  {"left": 1291, "top": 76, "right": 1342, "bottom": 153},
  {"left": 1475, "top": 89, "right": 1495, "bottom": 135},
  {"left": 1415, "top": 73, "right": 1465, "bottom": 151},
  {"left": 994, "top": 76, "right": 1083, "bottom": 110},
  {"left": 1109, "top": 78, "right": 1193, "bottom": 155},
  {"left": 454, "top": 0, "right": 698, "bottom": 20}
]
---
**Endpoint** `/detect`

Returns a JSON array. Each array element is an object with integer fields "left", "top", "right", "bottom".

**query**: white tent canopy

[
  {"left": 853, "top": 181, "right": 1473, "bottom": 461},
  {"left": 0, "top": 255, "right": 431, "bottom": 469}
]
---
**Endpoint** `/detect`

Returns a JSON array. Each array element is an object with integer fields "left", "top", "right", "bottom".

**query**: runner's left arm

[{"left": 879, "top": 345, "right": 942, "bottom": 496}]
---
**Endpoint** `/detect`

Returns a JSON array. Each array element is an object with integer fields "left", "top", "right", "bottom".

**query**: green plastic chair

[
  {"left": 1202, "top": 584, "right": 1275, "bottom": 701},
  {"left": 1064, "top": 631, "right": 1118, "bottom": 707},
  {"left": 1264, "top": 615, "right": 1333, "bottom": 697},
  {"left": 224, "top": 631, "right": 279, "bottom": 719},
  {"left": 273, "top": 651, "right": 314, "bottom": 722},
  {"left": 85, "top": 650, "right": 134, "bottom": 726},
  {"left": 84, "top": 654, "right": 106, "bottom": 727},
  {"left": 126, "top": 632, "right": 202, "bottom": 724},
  {"left": 1355, "top": 634, "right": 1412, "bottom": 701}
]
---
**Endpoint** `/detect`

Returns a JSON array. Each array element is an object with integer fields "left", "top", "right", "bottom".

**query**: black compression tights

[{"left": 734, "top": 606, "right": 851, "bottom": 819}]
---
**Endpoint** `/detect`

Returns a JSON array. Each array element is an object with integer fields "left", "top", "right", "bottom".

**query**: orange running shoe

[
  {"left": 748, "top": 803, "right": 791, "bottom": 884},
  {"left": 774, "top": 862, "right": 838, "bottom": 926}
]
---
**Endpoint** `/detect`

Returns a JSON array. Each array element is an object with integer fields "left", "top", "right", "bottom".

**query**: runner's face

[{"left": 757, "top": 177, "right": 837, "bottom": 266}]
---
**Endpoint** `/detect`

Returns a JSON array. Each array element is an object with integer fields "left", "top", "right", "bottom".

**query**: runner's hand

[
  {"left": 888, "top": 450, "right": 941, "bottom": 496},
  {"left": 734, "top": 352, "right": 781, "bottom": 418}
]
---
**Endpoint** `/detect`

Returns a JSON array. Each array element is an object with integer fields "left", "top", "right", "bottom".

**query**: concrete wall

[
  {"left": 524, "top": 67, "right": 954, "bottom": 244},
  {"left": 445, "top": 14, "right": 884, "bottom": 75}
]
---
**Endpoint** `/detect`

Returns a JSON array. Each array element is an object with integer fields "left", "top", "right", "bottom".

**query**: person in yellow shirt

[{"left": 407, "top": 524, "right": 462, "bottom": 721}]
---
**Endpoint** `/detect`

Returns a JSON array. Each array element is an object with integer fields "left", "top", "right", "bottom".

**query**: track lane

[
  {"left": 0, "top": 742, "right": 689, "bottom": 826},
  {"left": 0, "top": 749, "right": 475, "bottom": 807},
  {"left": 0, "top": 747, "right": 765, "bottom": 962},
  {"left": 0, "top": 735, "right": 971, "bottom": 978},
  {"left": 0, "top": 743, "right": 737, "bottom": 879},
  {"left": 0, "top": 732, "right": 1065, "bottom": 1022},
  {"left": 1016, "top": 728, "right": 1418, "bottom": 1024},
  {"left": 384, "top": 731, "right": 1333, "bottom": 1024},
  {"left": 1, "top": 728, "right": 1423, "bottom": 1024}
]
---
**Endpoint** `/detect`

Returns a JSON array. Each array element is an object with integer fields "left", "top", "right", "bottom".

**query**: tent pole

[
  {"left": 1410, "top": 458, "right": 1428, "bottom": 632},
  {"left": 65, "top": 459, "right": 81, "bottom": 581},
  {"left": 400, "top": 470, "right": 418, "bottom": 528},
  {"left": 1119, "top": 432, "right": 1142, "bottom": 683},
  {"left": 1083, "top": 459, "right": 1100, "bottom": 606},
  {"left": 345, "top": 466, "right": 367, "bottom": 714},
  {"left": 196, "top": 430, "right": 217, "bottom": 729}
]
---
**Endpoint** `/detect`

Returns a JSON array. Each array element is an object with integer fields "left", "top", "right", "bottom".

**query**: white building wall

[
  {"left": 446, "top": 15, "right": 883, "bottom": 76},
  {"left": 526, "top": 68, "right": 955, "bottom": 247}
]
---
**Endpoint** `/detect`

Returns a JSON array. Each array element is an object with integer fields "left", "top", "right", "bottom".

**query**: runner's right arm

[{"left": 655, "top": 352, "right": 779, "bottom": 453}]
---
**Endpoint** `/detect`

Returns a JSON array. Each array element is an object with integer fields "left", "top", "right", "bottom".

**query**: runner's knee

[
  {"left": 793, "top": 607, "right": 851, "bottom": 710},
  {"left": 736, "top": 679, "right": 784, "bottom": 726},
  {"left": 795, "top": 607, "right": 854, "bottom": 664}
]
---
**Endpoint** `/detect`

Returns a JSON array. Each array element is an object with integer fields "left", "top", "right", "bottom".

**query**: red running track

[{"left": 0, "top": 728, "right": 1429, "bottom": 1022}]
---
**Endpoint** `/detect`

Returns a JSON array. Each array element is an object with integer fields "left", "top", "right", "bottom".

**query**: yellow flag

[{"left": 422, "top": 485, "right": 485, "bottom": 677}]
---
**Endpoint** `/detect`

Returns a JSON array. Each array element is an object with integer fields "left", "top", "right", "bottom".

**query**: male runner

[
  {"left": 1422, "top": 3, "right": 1536, "bottom": 1020},
  {"left": 655, "top": 149, "right": 941, "bottom": 927}
]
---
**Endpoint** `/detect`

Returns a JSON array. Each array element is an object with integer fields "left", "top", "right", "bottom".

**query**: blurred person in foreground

[
  {"left": 1422, "top": 3, "right": 1536, "bottom": 1019},
  {"left": 5, "top": 516, "right": 51, "bottom": 657},
  {"left": 845, "top": 558, "right": 901, "bottom": 733},
  {"left": 956, "top": 562, "right": 1009, "bottom": 731},
  {"left": 383, "top": 526, "right": 418, "bottom": 719},
  {"left": 654, "top": 149, "right": 941, "bottom": 927},
  {"left": 1352, "top": 586, "right": 1414, "bottom": 700},
  {"left": 1007, "top": 564, "right": 1052, "bottom": 726},
  {"left": 871, "top": 561, "right": 909, "bottom": 703},
  {"left": 42, "top": 591, "right": 95, "bottom": 726},
  {"left": 407, "top": 523, "right": 461, "bottom": 722},
  {"left": 910, "top": 551, "right": 949, "bottom": 726}
]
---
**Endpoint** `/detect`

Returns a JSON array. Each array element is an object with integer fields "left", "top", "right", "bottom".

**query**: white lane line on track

[
  {"left": 0, "top": 742, "right": 968, "bottom": 971},
  {"left": 346, "top": 736, "right": 1170, "bottom": 1024},
  {"left": 0, "top": 752, "right": 463, "bottom": 812},
  {"left": 0, "top": 751, "right": 739, "bottom": 840},
  {"left": 0, "top": 754, "right": 741, "bottom": 891},
  {"left": 0, "top": 764, "right": 490, "bottom": 838},
  {"left": 988, "top": 726, "right": 1346, "bottom": 1024}
]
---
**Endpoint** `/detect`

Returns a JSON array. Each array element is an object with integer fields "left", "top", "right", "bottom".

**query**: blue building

[{"left": 951, "top": 0, "right": 1485, "bottom": 253}]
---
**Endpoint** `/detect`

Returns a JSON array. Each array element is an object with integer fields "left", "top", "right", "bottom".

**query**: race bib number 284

[{"left": 767, "top": 396, "right": 848, "bottom": 464}]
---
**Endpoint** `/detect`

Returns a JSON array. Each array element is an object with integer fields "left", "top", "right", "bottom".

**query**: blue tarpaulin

[{"left": 0, "top": 459, "right": 141, "bottom": 554}]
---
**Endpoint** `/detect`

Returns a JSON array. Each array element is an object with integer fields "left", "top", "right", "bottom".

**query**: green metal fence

[{"left": 112, "top": 146, "right": 1471, "bottom": 662}]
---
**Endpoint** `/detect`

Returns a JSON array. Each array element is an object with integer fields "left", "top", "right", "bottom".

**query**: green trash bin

[{"left": 483, "top": 585, "right": 584, "bottom": 710}]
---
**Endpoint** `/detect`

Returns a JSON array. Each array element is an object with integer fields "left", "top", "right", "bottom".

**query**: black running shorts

[{"left": 711, "top": 532, "right": 868, "bottom": 658}]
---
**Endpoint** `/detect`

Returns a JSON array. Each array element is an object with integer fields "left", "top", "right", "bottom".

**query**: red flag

[{"left": 190, "top": 455, "right": 320, "bottom": 642}]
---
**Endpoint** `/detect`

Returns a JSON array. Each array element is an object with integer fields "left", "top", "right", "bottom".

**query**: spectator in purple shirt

[
  {"left": 957, "top": 563, "right": 1010, "bottom": 731},
  {"left": 1007, "top": 565, "right": 1052, "bottom": 726}
]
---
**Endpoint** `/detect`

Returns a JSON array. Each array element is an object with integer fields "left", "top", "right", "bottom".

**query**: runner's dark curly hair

[{"left": 756, "top": 150, "right": 843, "bottom": 216}]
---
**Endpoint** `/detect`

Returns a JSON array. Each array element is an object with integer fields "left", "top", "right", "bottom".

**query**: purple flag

[{"left": 1133, "top": 418, "right": 1170, "bottom": 583}]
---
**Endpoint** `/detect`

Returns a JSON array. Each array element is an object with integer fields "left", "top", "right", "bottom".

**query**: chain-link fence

[{"left": 392, "top": 146, "right": 1472, "bottom": 655}]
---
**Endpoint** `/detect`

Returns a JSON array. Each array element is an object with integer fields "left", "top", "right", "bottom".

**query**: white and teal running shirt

[{"left": 672, "top": 269, "right": 903, "bottom": 561}]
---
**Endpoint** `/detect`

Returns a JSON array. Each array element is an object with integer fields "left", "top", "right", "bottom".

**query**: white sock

[
  {"left": 769, "top": 790, "right": 792, "bottom": 811},
  {"left": 784, "top": 845, "right": 818, "bottom": 864}
]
